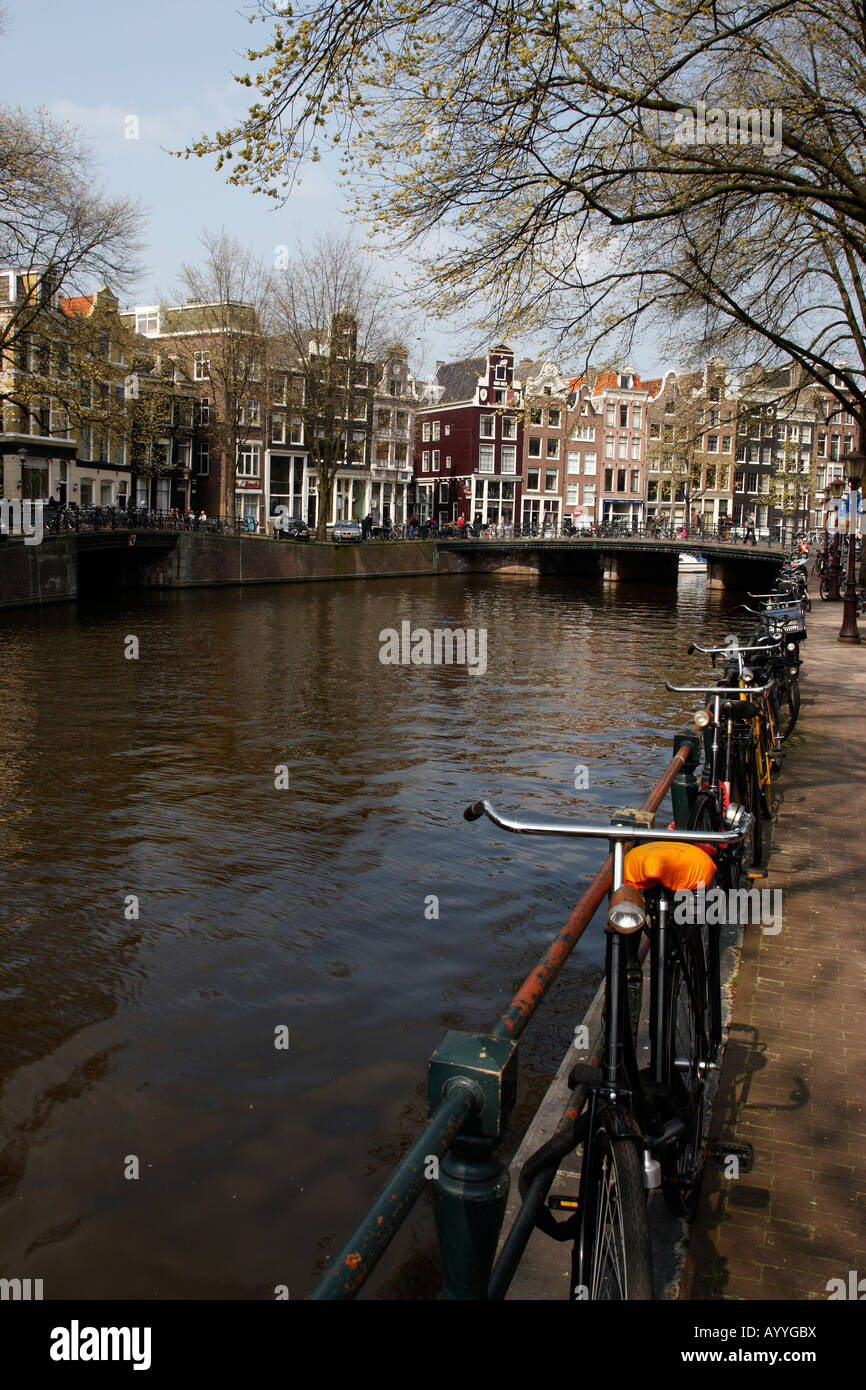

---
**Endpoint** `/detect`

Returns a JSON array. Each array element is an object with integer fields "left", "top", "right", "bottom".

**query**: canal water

[{"left": 0, "top": 571, "right": 731, "bottom": 1298}]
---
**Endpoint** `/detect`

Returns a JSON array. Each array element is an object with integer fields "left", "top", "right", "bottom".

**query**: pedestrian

[
  {"left": 745, "top": 511, "right": 757, "bottom": 545},
  {"left": 361, "top": 512, "right": 373, "bottom": 540},
  {"left": 456, "top": 515, "right": 466, "bottom": 534}
]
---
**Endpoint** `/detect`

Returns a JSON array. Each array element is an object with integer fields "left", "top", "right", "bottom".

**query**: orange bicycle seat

[{"left": 624, "top": 842, "right": 717, "bottom": 892}]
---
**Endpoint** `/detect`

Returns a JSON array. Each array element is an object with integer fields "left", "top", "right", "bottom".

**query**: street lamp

[
  {"left": 838, "top": 450, "right": 864, "bottom": 642},
  {"left": 826, "top": 477, "right": 845, "bottom": 601}
]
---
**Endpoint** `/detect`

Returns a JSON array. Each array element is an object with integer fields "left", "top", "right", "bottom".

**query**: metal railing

[
  {"left": 41, "top": 506, "right": 249, "bottom": 537},
  {"left": 308, "top": 726, "right": 707, "bottom": 1300}
]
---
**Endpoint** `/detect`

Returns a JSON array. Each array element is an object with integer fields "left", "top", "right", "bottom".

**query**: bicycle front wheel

[
  {"left": 575, "top": 1112, "right": 652, "bottom": 1300},
  {"left": 662, "top": 928, "right": 709, "bottom": 1216}
]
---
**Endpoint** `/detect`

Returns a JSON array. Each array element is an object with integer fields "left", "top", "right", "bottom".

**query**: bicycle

[
  {"left": 464, "top": 801, "right": 753, "bottom": 1298},
  {"left": 688, "top": 640, "right": 782, "bottom": 832}
]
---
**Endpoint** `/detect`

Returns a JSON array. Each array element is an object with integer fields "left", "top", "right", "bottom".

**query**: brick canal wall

[
  {"left": 0, "top": 534, "right": 451, "bottom": 608},
  {"left": 140, "top": 535, "right": 441, "bottom": 588},
  {"left": 0, "top": 537, "right": 78, "bottom": 608}
]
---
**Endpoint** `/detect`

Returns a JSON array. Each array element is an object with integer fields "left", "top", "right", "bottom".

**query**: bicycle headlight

[
  {"left": 693, "top": 708, "right": 711, "bottom": 728},
  {"left": 724, "top": 803, "right": 750, "bottom": 834},
  {"left": 786, "top": 642, "right": 797, "bottom": 652},
  {"left": 607, "top": 885, "right": 647, "bottom": 934}
]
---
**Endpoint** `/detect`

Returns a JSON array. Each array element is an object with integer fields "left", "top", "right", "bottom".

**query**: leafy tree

[
  {"left": 174, "top": 231, "right": 274, "bottom": 524},
  {"left": 0, "top": 105, "right": 143, "bottom": 360},
  {"left": 189, "top": 0, "right": 866, "bottom": 427},
  {"left": 270, "top": 233, "right": 397, "bottom": 538}
]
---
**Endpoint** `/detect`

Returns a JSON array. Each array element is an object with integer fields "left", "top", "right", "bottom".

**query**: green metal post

[
  {"left": 427, "top": 1033, "right": 518, "bottom": 1299},
  {"left": 432, "top": 1127, "right": 511, "bottom": 1300},
  {"left": 671, "top": 731, "right": 702, "bottom": 828}
]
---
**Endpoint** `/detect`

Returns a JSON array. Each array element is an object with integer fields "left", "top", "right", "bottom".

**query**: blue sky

[{"left": 3, "top": 0, "right": 665, "bottom": 377}]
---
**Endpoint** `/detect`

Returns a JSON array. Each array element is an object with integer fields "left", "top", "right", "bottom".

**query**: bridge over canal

[
  {"left": 434, "top": 537, "right": 787, "bottom": 588},
  {"left": 0, "top": 527, "right": 787, "bottom": 608}
]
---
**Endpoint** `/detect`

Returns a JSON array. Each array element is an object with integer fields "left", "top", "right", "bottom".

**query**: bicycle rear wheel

[
  {"left": 662, "top": 928, "right": 709, "bottom": 1216},
  {"left": 574, "top": 1110, "right": 652, "bottom": 1300},
  {"left": 778, "top": 676, "right": 800, "bottom": 740}
]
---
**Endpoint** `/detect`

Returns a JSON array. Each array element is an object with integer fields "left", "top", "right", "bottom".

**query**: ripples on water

[{"left": 0, "top": 572, "right": 731, "bottom": 1297}]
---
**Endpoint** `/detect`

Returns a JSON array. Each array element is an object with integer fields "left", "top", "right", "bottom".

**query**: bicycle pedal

[
  {"left": 707, "top": 1139, "right": 754, "bottom": 1172},
  {"left": 547, "top": 1194, "right": 580, "bottom": 1211},
  {"left": 746, "top": 869, "right": 768, "bottom": 879}
]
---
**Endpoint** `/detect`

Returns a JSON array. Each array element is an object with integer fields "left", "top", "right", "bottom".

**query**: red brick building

[{"left": 415, "top": 345, "right": 523, "bottom": 526}]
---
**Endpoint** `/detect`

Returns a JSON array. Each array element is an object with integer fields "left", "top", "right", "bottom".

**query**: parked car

[
  {"left": 331, "top": 520, "right": 363, "bottom": 543},
  {"left": 275, "top": 516, "right": 310, "bottom": 541}
]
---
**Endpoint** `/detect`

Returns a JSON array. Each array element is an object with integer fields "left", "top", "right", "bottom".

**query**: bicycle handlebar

[
  {"left": 665, "top": 679, "right": 775, "bottom": 696},
  {"left": 688, "top": 641, "right": 781, "bottom": 656},
  {"left": 464, "top": 799, "right": 752, "bottom": 845}
]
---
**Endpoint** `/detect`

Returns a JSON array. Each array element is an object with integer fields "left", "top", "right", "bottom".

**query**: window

[
  {"left": 567, "top": 450, "right": 581, "bottom": 473},
  {"left": 422, "top": 450, "right": 430, "bottom": 471},
  {"left": 546, "top": 437, "right": 560, "bottom": 458},
  {"left": 572, "top": 424, "right": 595, "bottom": 441},
  {"left": 605, "top": 403, "right": 615, "bottom": 427},
  {"left": 619, "top": 404, "right": 629, "bottom": 427},
  {"left": 604, "top": 468, "right": 614, "bottom": 491},
  {"left": 290, "top": 417, "right": 303, "bottom": 445},
  {"left": 136, "top": 310, "right": 159, "bottom": 337},
  {"left": 432, "top": 449, "right": 440, "bottom": 470},
  {"left": 817, "top": 432, "right": 826, "bottom": 456},
  {"left": 527, "top": 468, "right": 540, "bottom": 490},
  {"left": 605, "top": 436, "right": 615, "bottom": 458},
  {"left": 501, "top": 445, "right": 517, "bottom": 474},
  {"left": 495, "top": 363, "right": 507, "bottom": 381},
  {"left": 272, "top": 375, "right": 287, "bottom": 406},
  {"left": 193, "top": 350, "right": 209, "bottom": 380},
  {"left": 583, "top": 482, "right": 596, "bottom": 506},
  {"left": 707, "top": 434, "right": 719, "bottom": 452},
  {"left": 631, "top": 405, "right": 642, "bottom": 427},
  {"left": 528, "top": 437, "right": 542, "bottom": 457},
  {"left": 630, "top": 469, "right": 640, "bottom": 493},
  {"left": 196, "top": 442, "right": 209, "bottom": 475},
  {"left": 444, "top": 424, "right": 450, "bottom": 436},
  {"left": 246, "top": 399, "right": 260, "bottom": 426},
  {"left": 709, "top": 386, "right": 721, "bottom": 402},
  {"left": 237, "top": 443, "right": 260, "bottom": 476},
  {"left": 271, "top": 414, "right": 286, "bottom": 444},
  {"left": 617, "top": 437, "right": 627, "bottom": 459},
  {"left": 432, "top": 421, "right": 440, "bottom": 440},
  {"left": 494, "top": 389, "right": 505, "bottom": 405},
  {"left": 480, "top": 414, "right": 494, "bottom": 438},
  {"left": 566, "top": 483, "right": 579, "bottom": 505},
  {"left": 631, "top": 437, "right": 641, "bottom": 460},
  {"left": 583, "top": 451, "right": 597, "bottom": 475},
  {"left": 617, "top": 469, "right": 627, "bottom": 492},
  {"left": 530, "top": 406, "right": 543, "bottom": 425},
  {"left": 665, "top": 398, "right": 675, "bottom": 414},
  {"left": 439, "top": 483, "right": 448, "bottom": 502},
  {"left": 544, "top": 470, "right": 558, "bottom": 492},
  {"left": 548, "top": 408, "right": 561, "bottom": 428},
  {"left": 478, "top": 443, "right": 495, "bottom": 472},
  {"left": 422, "top": 422, "right": 431, "bottom": 441},
  {"left": 722, "top": 435, "right": 732, "bottom": 453},
  {"left": 502, "top": 416, "right": 517, "bottom": 439}
]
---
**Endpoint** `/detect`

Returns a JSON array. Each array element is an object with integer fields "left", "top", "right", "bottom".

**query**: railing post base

[{"left": 428, "top": 1033, "right": 518, "bottom": 1299}]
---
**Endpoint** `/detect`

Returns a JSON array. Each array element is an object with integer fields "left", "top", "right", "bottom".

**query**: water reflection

[{"left": 0, "top": 571, "right": 729, "bottom": 1296}]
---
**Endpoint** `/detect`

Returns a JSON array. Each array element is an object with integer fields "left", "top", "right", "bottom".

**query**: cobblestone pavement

[{"left": 682, "top": 592, "right": 866, "bottom": 1300}]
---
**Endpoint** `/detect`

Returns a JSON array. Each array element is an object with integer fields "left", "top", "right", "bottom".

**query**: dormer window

[{"left": 495, "top": 363, "right": 507, "bottom": 381}]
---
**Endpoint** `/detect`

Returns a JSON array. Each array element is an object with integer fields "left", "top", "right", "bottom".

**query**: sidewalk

[{"left": 682, "top": 594, "right": 866, "bottom": 1299}]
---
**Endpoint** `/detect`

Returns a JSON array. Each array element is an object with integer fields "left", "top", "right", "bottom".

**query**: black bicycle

[{"left": 464, "top": 801, "right": 753, "bottom": 1298}]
